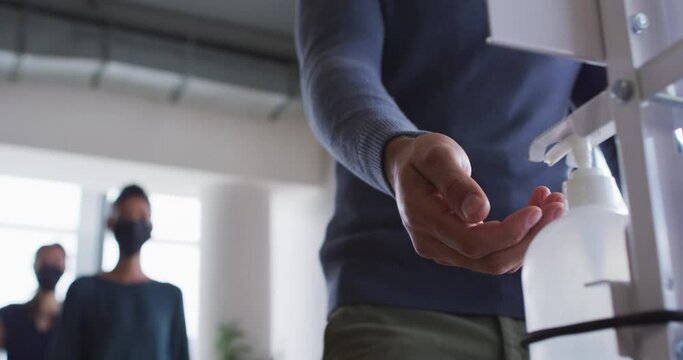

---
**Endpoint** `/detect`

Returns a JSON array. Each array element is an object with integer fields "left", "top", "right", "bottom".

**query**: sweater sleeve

[{"left": 296, "top": 0, "right": 425, "bottom": 195}]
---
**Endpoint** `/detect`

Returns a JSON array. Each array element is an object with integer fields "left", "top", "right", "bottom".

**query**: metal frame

[
  {"left": 487, "top": 0, "right": 683, "bottom": 358},
  {"left": 599, "top": 2, "right": 680, "bottom": 358}
]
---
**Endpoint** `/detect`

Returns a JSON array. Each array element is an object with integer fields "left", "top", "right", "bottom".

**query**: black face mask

[
  {"left": 36, "top": 266, "right": 64, "bottom": 291},
  {"left": 113, "top": 219, "right": 152, "bottom": 256}
]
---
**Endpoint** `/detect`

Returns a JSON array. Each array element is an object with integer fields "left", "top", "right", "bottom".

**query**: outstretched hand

[{"left": 384, "top": 133, "right": 565, "bottom": 274}]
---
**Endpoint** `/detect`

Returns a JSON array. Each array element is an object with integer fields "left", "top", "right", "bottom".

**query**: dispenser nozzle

[{"left": 543, "top": 134, "right": 593, "bottom": 169}]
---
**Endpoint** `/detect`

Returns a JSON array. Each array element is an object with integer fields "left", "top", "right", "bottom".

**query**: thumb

[{"left": 412, "top": 135, "right": 490, "bottom": 223}]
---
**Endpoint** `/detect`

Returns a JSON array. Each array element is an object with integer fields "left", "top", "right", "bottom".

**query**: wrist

[{"left": 383, "top": 135, "right": 416, "bottom": 192}]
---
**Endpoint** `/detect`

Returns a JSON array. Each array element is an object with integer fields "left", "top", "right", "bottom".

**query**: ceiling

[
  {"left": 0, "top": 0, "right": 300, "bottom": 96},
  {"left": 119, "top": 0, "right": 297, "bottom": 61},
  {"left": 0, "top": 0, "right": 298, "bottom": 62},
  {"left": 123, "top": 0, "right": 296, "bottom": 36}
]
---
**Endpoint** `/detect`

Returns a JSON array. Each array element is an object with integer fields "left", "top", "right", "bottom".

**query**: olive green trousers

[{"left": 324, "top": 305, "right": 529, "bottom": 360}]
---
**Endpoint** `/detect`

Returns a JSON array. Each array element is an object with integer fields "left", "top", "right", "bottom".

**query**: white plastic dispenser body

[{"left": 523, "top": 136, "right": 632, "bottom": 360}]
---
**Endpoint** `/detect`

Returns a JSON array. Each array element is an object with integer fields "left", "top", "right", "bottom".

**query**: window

[
  {"left": 0, "top": 175, "right": 81, "bottom": 360},
  {"left": 102, "top": 192, "right": 201, "bottom": 358}
]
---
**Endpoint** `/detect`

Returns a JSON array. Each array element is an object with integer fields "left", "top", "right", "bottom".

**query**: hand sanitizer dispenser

[{"left": 523, "top": 135, "right": 632, "bottom": 359}]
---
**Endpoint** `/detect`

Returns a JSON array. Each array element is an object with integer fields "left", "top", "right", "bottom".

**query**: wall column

[{"left": 199, "top": 182, "right": 271, "bottom": 360}]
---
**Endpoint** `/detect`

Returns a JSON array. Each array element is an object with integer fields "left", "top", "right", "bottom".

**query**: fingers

[
  {"left": 415, "top": 201, "right": 566, "bottom": 275},
  {"left": 471, "top": 201, "right": 565, "bottom": 275},
  {"left": 502, "top": 201, "right": 566, "bottom": 273},
  {"left": 543, "top": 192, "right": 565, "bottom": 206},
  {"left": 390, "top": 134, "right": 570, "bottom": 274},
  {"left": 412, "top": 234, "right": 513, "bottom": 274},
  {"left": 401, "top": 174, "right": 544, "bottom": 260},
  {"left": 401, "top": 168, "right": 546, "bottom": 259},
  {"left": 527, "top": 187, "right": 567, "bottom": 209},
  {"left": 401, "top": 174, "right": 565, "bottom": 261},
  {"left": 409, "top": 135, "right": 490, "bottom": 223},
  {"left": 411, "top": 234, "right": 462, "bottom": 266},
  {"left": 443, "top": 206, "right": 542, "bottom": 259},
  {"left": 527, "top": 186, "right": 551, "bottom": 207},
  {"left": 398, "top": 169, "right": 469, "bottom": 246}
]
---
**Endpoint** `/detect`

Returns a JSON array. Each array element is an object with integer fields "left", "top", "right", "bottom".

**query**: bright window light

[
  {"left": 0, "top": 175, "right": 81, "bottom": 335},
  {"left": 674, "top": 127, "right": 683, "bottom": 154},
  {"left": 0, "top": 175, "right": 81, "bottom": 231}
]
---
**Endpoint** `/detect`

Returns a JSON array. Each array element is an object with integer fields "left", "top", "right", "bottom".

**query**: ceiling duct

[{"left": 0, "top": 1, "right": 300, "bottom": 117}]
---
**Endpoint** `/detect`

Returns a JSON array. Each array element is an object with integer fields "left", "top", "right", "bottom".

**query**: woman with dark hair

[
  {"left": 0, "top": 244, "right": 66, "bottom": 360},
  {"left": 50, "top": 185, "right": 189, "bottom": 360}
]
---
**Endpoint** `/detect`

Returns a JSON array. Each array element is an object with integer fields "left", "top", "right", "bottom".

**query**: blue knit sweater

[{"left": 297, "top": 0, "right": 607, "bottom": 318}]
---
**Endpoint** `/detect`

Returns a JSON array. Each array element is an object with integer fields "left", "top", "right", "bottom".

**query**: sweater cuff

[{"left": 356, "top": 115, "right": 426, "bottom": 195}]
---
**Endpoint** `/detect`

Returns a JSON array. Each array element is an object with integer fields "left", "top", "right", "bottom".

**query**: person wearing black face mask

[
  {"left": 0, "top": 244, "right": 66, "bottom": 360},
  {"left": 50, "top": 184, "right": 189, "bottom": 360}
]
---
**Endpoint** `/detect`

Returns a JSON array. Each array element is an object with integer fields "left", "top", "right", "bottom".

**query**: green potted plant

[{"left": 216, "top": 322, "right": 251, "bottom": 360}]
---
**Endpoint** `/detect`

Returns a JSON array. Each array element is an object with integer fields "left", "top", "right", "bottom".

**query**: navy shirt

[
  {"left": 49, "top": 276, "right": 189, "bottom": 360},
  {"left": 0, "top": 303, "right": 54, "bottom": 360},
  {"left": 297, "top": 0, "right": 607, "bottom": 318}
]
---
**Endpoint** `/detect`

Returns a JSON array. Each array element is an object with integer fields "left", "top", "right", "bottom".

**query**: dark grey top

[
  {"left": 0, "top": 303, "right": 54, "bottom": 360},
  {"left": 49, "top": 276, "right": 189, "bottom": 360}
]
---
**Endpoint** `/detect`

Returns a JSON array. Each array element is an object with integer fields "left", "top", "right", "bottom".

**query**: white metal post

[
  {"left": 486, "top": 0, "right": 683, "bottom": 358},
  {"left": 599, "top": 1, "right": 676, "bottom": 359}
]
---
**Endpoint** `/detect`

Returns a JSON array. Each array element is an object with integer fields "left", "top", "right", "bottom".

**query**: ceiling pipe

[{"left": 0, "top": 3, "right": 301, "bottom": 120}]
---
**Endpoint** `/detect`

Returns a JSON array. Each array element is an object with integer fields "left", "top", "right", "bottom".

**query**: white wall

[
  {"left": 200, "top": 183, "right": 273, "bottom": 360},
  {"left": 0, "top": 81, "right": 326, "bottom": 186},
  {"left": 270, "top": 165, "right": 334, "bottom": 360}
]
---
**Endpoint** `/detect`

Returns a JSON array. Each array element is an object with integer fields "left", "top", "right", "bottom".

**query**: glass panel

[
  {"left": 102, "top": 235, "right": 119, "bottom": 272},
  {"left": 0, "top": 175, "right": 81, "bottom": 231},
  {"left": 149, "top": 194, "right": 201, "bottom": 243}
]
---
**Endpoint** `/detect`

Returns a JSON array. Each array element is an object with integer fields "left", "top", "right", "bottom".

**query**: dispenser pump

[{"left": 547, "top": 135, "right": 628, "bottom": 214}]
